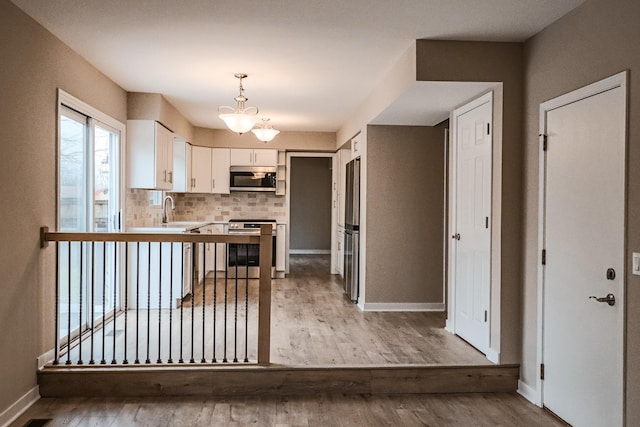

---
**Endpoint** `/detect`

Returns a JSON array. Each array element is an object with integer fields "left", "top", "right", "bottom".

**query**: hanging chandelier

[
  {"left": 251, "top": 118, "right": 280, "bottom": 142},
  {"left": 218, "top": 73, "right": 259, "bottom": 134}
]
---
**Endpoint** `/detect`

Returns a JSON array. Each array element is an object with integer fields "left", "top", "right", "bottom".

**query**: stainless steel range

[{"left": 227, "top": 219, "right": 277, "bottom": 278}]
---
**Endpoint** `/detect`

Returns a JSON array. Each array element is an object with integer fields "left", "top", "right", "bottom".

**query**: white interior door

[
  {"left": 451, "top": 93, "right": 492, "bottom": 355},
  {"left": 541, "top": 79, "right": 625, "bottom": 427}
]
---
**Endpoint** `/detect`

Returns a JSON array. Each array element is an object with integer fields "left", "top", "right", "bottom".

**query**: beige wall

[
  {"left": 365, "top": 125, "right": 445, "bottom": 304},
  {"left": 290, "top": 157, "right": 333, "bottom": 250},
  {"left": 193, "top": 127, "right": 336, "bottom": 151},
  {"left": 416, "top": 40, "right": 523, "bottom": 363},
  {"left": 127, "top": 92, "right": 194, "bottom": 141},
  {"left": 522, "top": 0, "right": 640, "bottom": 420},
  {"left": 0, "top": 0, "right": 127, "bottom": 416}
]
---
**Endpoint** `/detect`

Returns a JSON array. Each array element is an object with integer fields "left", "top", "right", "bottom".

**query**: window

[{"left": 57, "top": 89, "right": 126, "bottom": 340}]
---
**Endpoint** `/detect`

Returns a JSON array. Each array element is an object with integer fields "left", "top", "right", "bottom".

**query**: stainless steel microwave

[{"left": 229, "top": 166, "right": 277, "bottom": 192}]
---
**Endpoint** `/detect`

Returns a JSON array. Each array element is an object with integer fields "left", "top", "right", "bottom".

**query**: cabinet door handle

[
  {"left": 212, "top": 179, "right": 215, "bottom": 189},
  {"left": 168, "top": 171, "right": 173, "bottom": 184},
  {"left": 164, "top": 170, "right": 167, "bottom": 182}
]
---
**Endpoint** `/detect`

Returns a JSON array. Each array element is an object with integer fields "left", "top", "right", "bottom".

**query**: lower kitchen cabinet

[
  {"left": 203, "top": 224, "right": 227, "bottom": 272},
  {"left": 276, "top": 224, "right": 286, "bottom": 273},
  {"left": 127, "top": 242, "right": 185, "bottom": 309}
]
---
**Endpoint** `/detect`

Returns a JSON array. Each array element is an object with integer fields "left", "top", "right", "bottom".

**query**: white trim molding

[
  {"left": 37, "top": 349, "right": 55, "bottom": 370},
  {"left": 0, "top": 386, "right": 39, "bottom": 427},
  {"left": 485, "top": 348, "right": 500, "bottom": 364},
  {"left": 362, "top": 302, "right": 445, "bottom": 312},
  {"left": 517, "top": 380, "right": 541, "bottom": 407},
  {"left": 289, "top": 249, "right": 331, "bottom": 255}
]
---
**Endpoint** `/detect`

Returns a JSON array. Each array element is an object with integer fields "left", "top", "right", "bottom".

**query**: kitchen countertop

[{"left": 127, "top": 221, "right": 212, "bottom": 233}]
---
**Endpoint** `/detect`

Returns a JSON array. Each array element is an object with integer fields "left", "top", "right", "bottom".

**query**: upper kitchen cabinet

[
  {"left": 127, "top": 120, "right": 174, "bottom": 190},
  {"left": 173, "top": 139, "right": 192, "bottom": 192},
  {"left": 212, "top": 148, "right": 230, "bottom": 194},
  {"left": 230, "top": 148, "right": 277, "bottom": 167},
  {"left": 276, "top": 150, "right": 286, "bottom": 196},
  {"left": 174, "top": 141, "right": 212, "bottom": 193},
  {"left": 190, "top": 145, "right": 213, "bottom": 193},
  {"left": 351, "top": 132, "right": 362, "bottom": 159}
]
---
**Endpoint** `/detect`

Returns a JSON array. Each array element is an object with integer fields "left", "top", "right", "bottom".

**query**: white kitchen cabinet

[
  {"left": 276, "top": 224, "right": 286, "bottom": 272},
  {"left": 183, "top": 243, "right": 193, "bottom": 298},
  {"left": 212, "top": 223, "right": 227, "bottom": 271},
  {"left": 201, "top": 224, "right": 226, "bottom": 272},
  {"left": 173, "top": 142, "right": 212, "bottom": 193},
  {"left": 173, "top": 139, "right": 192, "bottom": 193},
  {"left": 276, "top": 150, "right": 286, "bottom": 196},
  {"left": 127, "top": 120, "right": 174, "bottom": 190},
  {"left": 191, "top": 145, "right": 213, "bottom": 193},
  {"left": 230, "top": 148, "right": 277, "bottom": 167},
  {"left": 212, "top": 148, "right": 230, "bottom": 194},
  {"left": 127, "top": 242, "right": 184, "bottom": 309},
  {"left": 351, "top": 132, "right": 362, "bottom": 159},
  {"left": 254, "top": 149, "right": 278, "bottom": 166}
]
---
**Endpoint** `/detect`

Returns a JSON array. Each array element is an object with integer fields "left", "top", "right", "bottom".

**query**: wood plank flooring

[
  {"left": 61, "top": 254, "right": 488, "bottom": 366},
  {"left": 269, "top": 255, "right": 488, "bottom": 365},
  {"left": 11, "top": 393, "right": 565, "bottom": 427}
]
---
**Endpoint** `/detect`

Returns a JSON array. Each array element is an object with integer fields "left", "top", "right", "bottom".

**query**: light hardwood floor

[
  {"left": 11, "top": 393, "right": 566, "bottom": 427},
  {"left": 269, "top": 255, "right": 489, "bottom": 365},
  {"left": 62, "top": 255, "right": 488, "bottom": 366}
]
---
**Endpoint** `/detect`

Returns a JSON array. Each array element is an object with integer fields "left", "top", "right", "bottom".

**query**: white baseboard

[
  {"left": 445, "top": 319, "right": 454, "bottom": 334},
  {"left": 517, "top": 380, "right": 541, "bottom": 407},
  {"left": 38, "top": 349, "right": 55, "bottom": 369},
  {"left": 289, "top": 249, "right": 331, "bottom": 255},
  {"left": 0, "top": 386, "right": 39, "bottom": 427},
  {"left": 362, "top": 302, "right": 445, "bottom": 312},
  {"left": 485, "top": 348, "right": 500, "bottom": 364}
]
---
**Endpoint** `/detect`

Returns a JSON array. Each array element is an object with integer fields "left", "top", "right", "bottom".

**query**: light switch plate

[{"left": 633, "top": 253, "right": 640, "bottom": 276}]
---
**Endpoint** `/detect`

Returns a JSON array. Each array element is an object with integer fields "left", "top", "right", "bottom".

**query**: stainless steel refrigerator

[{"left": 344, "top": 157, "right": 360, "bottom": 302}]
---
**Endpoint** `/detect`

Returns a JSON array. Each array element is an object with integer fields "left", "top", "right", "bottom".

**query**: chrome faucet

[{"left": 162, "top": 195, "right": 175, "bottom": 224}]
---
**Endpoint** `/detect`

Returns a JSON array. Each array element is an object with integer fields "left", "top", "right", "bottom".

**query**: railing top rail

[{"left": 40, "top": 226, "right": 266, "bottom": 246}]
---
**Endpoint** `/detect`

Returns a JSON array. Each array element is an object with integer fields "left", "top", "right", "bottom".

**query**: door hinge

[
  {"left": 540, "top": 134, "right": 548, "bottom": 151},
  {"left": 485, "top": 216, "right": 489, "bottom": 229},
  {"left": 484, "top": 310, "right": 488, "bottom": 322},
  {"left": 487, "top": 123, "right": 491, "bottom": 135},
  {"left": 540, "top": 363, "right": 545, "bottom": 380},
  {"left": 541, "top": 249, "right": 546, "bottom": 266}
]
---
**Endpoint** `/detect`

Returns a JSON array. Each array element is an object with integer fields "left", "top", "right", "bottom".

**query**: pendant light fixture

[
  {"left": 251, "top": 118, "right": 280, "bottom": 143},
  {"left": 218, "top": 73, "right": 259, "bottom": 134}
]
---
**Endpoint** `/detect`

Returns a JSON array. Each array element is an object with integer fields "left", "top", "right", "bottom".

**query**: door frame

[
  {"left": 446, "top": 91, "right": 496, "bottom": 361},
  {"left": 285, "top": 151, "right": 335, "bottom": 274},
  {"left": 535, "top": 71, "right": 628, "bottom": 408}
]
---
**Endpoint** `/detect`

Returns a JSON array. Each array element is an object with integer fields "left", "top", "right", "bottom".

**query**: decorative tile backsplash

[
  {"left": 125, "top": 189, "right": 286, "bottom": 228},
  {"left": 171, "top": 192, "right": 286, "bottom": 222},
  {"left": 125, "top": 189, "right": 164, "bottom": 228}
]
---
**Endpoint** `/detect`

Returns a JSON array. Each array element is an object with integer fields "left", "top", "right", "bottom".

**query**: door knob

[
  {"left": 451, "top": 234, "right": 460, "bottom": 240},
  {"left": 589, "top": 293, "right": 615, "bottom": 306}
]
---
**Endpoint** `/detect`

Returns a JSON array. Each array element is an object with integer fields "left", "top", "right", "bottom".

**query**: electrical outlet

[{"left": 633, "top": 253, "right": 640, "bottom": 276}]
